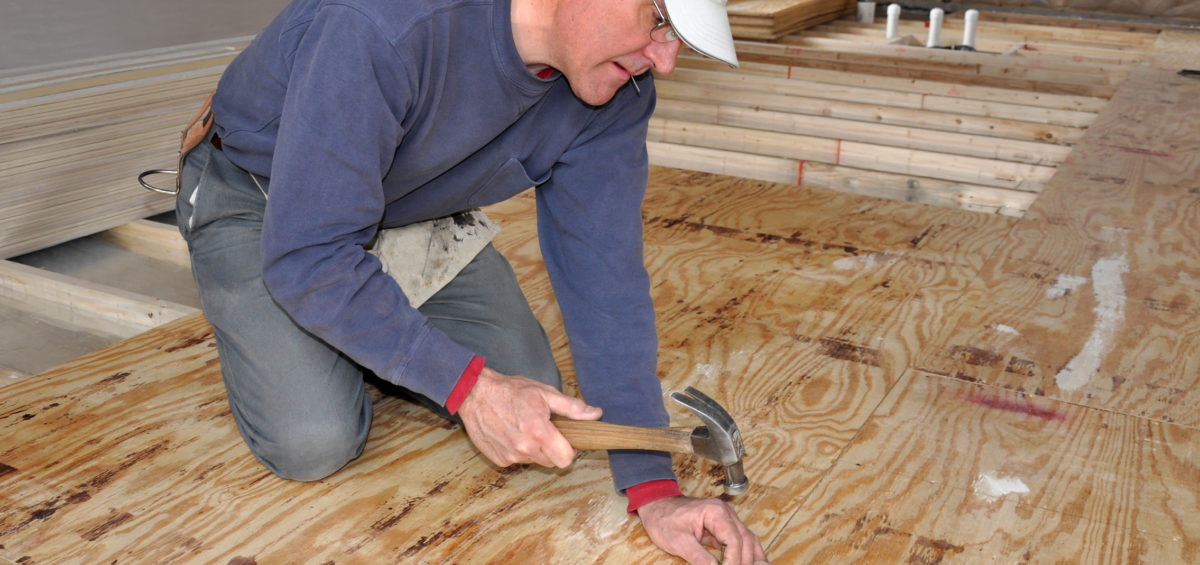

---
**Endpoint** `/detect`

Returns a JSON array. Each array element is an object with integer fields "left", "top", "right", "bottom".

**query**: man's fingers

[
  {"left": 638, "top": 496, "right": 769, "bottom": 565},
  {"left": 543, "top": 390, "right": 602, "bottom": 421},
  {"left": 702, "top": 501, "right": 764, "bottom": 565},
  {"left": 540, "top": 422, "right": 578, "bottom": 468},
  {"left": 673, "top": 539, "right": 719, "bottom": 565}
]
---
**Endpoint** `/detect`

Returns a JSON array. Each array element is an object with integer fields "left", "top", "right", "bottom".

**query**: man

[{"left": 176, "top": 0, "right": 767, "bottom": 562}]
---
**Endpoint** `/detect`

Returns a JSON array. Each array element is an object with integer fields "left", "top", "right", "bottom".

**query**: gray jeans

[{"left": 177, "top": 136, "right": 561, "bottom": 481}]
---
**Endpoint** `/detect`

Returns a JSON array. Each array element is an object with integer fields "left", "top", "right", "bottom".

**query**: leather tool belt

[{"left": 138, "top": 90, "right": 216, "bottom": 195}]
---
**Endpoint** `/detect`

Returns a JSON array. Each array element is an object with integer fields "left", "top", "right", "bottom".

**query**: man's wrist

[
  {"left": 625, "top": 479, "right": 683, "bottom": 514},
  {"left": 445, "top": 356, "right": 486, "bottom": 415}
]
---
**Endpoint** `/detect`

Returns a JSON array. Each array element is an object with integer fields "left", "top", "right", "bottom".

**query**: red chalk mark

[
  {"left": 965, "top": 392, "right": 1065, "bottom": 421},
  {"left": 945, "top": 86, "right": 961, "bottom": 97},
  {"left": 835, "top": 139, "right": 842, "bottom": 165},
  {"left": 787, "top": 66, "right": 793, "bottom": 80},
  {"left": 797, "top": 161, "right": 805, "bottom": 185}
]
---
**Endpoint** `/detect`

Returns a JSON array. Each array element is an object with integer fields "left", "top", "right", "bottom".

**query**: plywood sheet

[
  {"left": 0, "top": 163, "right": 1013, "bottom": 563},
  {"left": 914, "top": 67, "right": 1200, "bottom": 427},
  {"left": 769, "top": 370, "right": 1200, "bottom": 563}
]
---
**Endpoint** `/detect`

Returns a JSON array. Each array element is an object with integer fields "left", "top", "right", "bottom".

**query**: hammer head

[{"left": 671, "top": 387, "right": 749, "bottom": 496}]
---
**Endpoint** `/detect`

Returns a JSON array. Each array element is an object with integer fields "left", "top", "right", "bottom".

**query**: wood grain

[
  {"left": 914, "top": 67, "right": 1200, "bottom": 428},
  {"left": 769, "top": 371, "right": 1200, "bottom": 564}
]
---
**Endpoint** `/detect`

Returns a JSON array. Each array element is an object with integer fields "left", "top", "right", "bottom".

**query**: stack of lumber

[
  {"left": 3, "top": 59, "right": 1200, "bottom": 561},
  {"left": 650, "top": 11, "right": 1162, "bottom": 216},
  {"left": 727, "top": 0, "right": 853, "bottom": 40},
  {"left": 0, "top": 38, "right": 244, "bottom": 260}
]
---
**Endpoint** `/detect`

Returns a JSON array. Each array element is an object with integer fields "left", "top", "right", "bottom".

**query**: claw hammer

[{"left": 553, "top": 387, "right": 749, "bottom": 495}]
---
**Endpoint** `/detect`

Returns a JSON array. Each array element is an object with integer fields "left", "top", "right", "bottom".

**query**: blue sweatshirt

[{"left": 210, "top": 0, "right": 673, "bottom": 491}]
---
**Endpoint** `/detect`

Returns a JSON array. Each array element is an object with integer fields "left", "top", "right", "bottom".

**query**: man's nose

[{"left": 643, "top": 39, "right": 681, "bottom": 76}]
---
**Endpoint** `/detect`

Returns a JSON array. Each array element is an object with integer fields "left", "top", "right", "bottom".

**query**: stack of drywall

[{"left": 0, "top": 39, "right": 241, "bottom": 259}]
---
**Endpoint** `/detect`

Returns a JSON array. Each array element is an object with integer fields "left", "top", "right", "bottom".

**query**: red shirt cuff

[
  {"left": 626, "top": 479, "right": 683, "bottom": 514},
  {"left": 445, "top": 356, "right": 485, "bottom": 415}
]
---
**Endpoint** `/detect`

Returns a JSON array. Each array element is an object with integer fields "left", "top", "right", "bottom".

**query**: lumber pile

[
  {"left": 0, "top": 39, "right": 241, "bottom": 260},
  {"left": 650, "top": 10, "right": 1163, "bottom": 216},
  {"left": 727, "top": 0, "right": 853, "bottom": 40}
]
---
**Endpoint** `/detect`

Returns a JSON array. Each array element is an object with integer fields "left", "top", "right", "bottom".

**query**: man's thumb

[{"left": 547, "top": 393, "right": 602, "bottom": 420}]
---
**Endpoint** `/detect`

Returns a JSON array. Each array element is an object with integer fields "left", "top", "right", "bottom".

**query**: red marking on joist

[
  {"left": 835, "top": 139, "right": 842, "bottom": 165},
  {"left": 788, "top": 66, "right": 793, "bottom": 80},
  {"left": 1104, "top": 144, "right": 1173, "bottom": 158},
  {"left": 965, "top": 392, "right": 1065, "bottom": 421},
  {"left": 797, "top": 161, "right": 805, "bottom": 185},
  {"left": 945, "top": 86, "right": 961, "bottom": 97}
]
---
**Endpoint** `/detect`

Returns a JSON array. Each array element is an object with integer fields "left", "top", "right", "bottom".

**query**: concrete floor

[{"left": 1, "top": 1, "right": 287, "bottom": 374}]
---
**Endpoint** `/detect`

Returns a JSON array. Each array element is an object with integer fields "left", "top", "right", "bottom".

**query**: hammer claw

[{"left": 672, "top": 387, "right": 737, "bottom": 431}]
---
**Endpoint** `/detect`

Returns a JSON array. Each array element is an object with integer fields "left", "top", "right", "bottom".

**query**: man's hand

[
  {"left": 457, "top": 367, "right": 602, "bottom": 468},
  {"left": 638, "top": 496, "right": 769, "bottom": 565}
]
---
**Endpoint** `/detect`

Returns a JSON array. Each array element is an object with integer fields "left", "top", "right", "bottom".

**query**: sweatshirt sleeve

[
  {"left": 259, "top": 6, "right": 474, "bottom": 405},
  {"left": 535, "top": 74, "right": 677, "bottom": 492}
]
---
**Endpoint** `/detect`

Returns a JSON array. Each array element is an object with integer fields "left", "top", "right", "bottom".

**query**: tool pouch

[{"left": 138, "top": 90, "right": 216, "bottom": 195}]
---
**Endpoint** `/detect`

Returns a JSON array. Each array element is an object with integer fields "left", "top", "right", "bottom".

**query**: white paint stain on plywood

[
  {"left": 832, "top": 253, "right": 896, "bottom": 271},
  {"left": 973, "top": 472, "right": 1031, "bottom": 503},
  {"left": 1047, "top": 274, "right": 1088, "bottom": 298},
  {"left": 989, "top": 324, "right": 1019, "bottom": 335},
  {"left": 1054, "top": 255, "right": 1129, "bottom": 391}
]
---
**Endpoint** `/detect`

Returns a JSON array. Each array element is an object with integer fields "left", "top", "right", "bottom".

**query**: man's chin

[{"left": 569, "top": 83, "right": 621, "bottom": 107}]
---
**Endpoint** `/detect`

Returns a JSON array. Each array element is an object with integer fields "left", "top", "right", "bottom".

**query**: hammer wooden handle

[{"left": 553, "top": 419, "right": 695, "bottom": 454}]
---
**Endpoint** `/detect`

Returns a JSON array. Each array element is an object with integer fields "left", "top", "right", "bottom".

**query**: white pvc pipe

[
  {"left": 886, "top": 3, "right": 901, "bottom": 39},
  {"left": 857, "top": 1, "right": 876, "bottom": 23},
  {"left": 926, "top": 8, "right": 943, "bottom": 48},
  {"left": 963, "top": 9, "right": 979, "bottom": 49}
]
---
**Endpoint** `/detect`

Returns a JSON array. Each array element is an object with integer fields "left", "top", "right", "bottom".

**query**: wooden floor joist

[
  {"left": 647, "top": 117, "right": 1057, "bottom": 190},
  {"left": 646, "top": 140, "right": 1040, "bottom": 216},
  {"left": 0, "top": 259, "right": 196, "bottom": 339},
  {"left": 728, "top": 41, "right": 1121, "bottom": 97},
  {"left": 662, "top": 64, "right": 1099, "bottom": 128},
  {"left": 95, "top": 219, "right": 191, "bottom": 270}
]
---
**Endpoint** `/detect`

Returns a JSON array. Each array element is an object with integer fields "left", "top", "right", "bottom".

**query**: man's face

[{"left": 552, "top": 0, "right": 682, "bottom": 106}]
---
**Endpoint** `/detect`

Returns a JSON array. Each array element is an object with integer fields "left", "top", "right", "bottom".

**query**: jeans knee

[{"left": 253, "top": 421, "right": 367, "bottom": 481}]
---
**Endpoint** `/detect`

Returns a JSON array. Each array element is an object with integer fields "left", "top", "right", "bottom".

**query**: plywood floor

[
  {"left": 7, "top": 11, "right": 1200, "bottom": 565},
  {"left": 3, "top": 59, "right": 1199, "bottom": 563}
]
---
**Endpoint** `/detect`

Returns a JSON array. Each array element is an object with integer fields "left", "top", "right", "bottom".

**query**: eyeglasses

[{"left": 650, "top": 0, "right": 679, "bottom": 43}]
